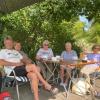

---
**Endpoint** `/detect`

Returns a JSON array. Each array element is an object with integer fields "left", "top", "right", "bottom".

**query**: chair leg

[
  {"left": 15, "top": 80, "right": 20, "bottom": 100},
  {"left": 0, "top": 77, "right": 2, "bottom": 92}
]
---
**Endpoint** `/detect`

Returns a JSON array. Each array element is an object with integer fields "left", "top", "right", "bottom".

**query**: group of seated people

[
  {"left": 36, "top": 40, "right": 100, "bottom": 86},
  {"left": 0, "top": 36, "right": 58, "bottom": 100},
  {"left": 60, "top": 42, "right": 100, "bottom": 87},
  {"left": 0, "top": 36, "right": 100, "bottom": 100},
  {"left": 35, "top": 39, "right": 100, "bottom": 97}
]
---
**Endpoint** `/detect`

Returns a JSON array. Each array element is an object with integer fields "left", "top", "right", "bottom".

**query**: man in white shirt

[{"left": 0, "top": 36, "right": 58, "bottom": 100}]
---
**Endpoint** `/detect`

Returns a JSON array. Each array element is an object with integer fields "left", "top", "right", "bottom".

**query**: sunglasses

[
  {"left": 94, "top": 48, "right": 100, "bottom": 49},
  {"left": 44, "top": 44, "right": 49, "bottom": 46}
]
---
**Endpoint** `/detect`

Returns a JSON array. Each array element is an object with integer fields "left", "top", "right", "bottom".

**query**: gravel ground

[{"left": 1, "top": 79, "right": 100, "bottom": 100}]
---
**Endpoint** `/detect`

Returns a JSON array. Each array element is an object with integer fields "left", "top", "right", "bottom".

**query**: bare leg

[
  {"left": 64, "top": 68, "right": 72, "bottom": 84},
  {"left": 27, "top": 72, "right": 39, "bottom": 100},
  {"left": 37, "top": 62, "right": 47, "bottom": 79},
  {"left": 60, "top": 66, "right": 65, "bottom": 83},
  {"left": 26, "top": 64, "right": 51, "bottom": 89},
  {"left": 37, "top": 66, "right": 41, "bottom": 73}
]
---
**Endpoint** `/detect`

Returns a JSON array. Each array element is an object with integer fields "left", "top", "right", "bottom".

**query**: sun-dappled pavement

[{"left": 2, "top": 79, "right": 100, "bottom": 100}]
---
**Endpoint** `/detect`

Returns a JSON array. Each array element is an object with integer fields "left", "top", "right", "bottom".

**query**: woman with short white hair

[
  {"left": 36, "top": 40, "right": 54, "bottom": 79},
  {"left": 60, "top": 42, "right": 78, "bottom": 87}
]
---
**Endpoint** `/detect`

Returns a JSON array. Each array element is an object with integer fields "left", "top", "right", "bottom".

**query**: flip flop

[
  {"left": 50, "top": 86, "right": 59, "bottom": 95},
  {"left": 94, "top": 91, "right": 100, "bottom": 99},
  {"left": 43, "top": 85, "right": 59, "bottom": 95}
]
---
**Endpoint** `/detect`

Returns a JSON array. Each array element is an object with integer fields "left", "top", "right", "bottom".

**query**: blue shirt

[
  {"left": 87, "top": 53, "right": 100, "bottom": 63},
  {"left": 61, "top": 50, "right": 78, "bottom": 61}
]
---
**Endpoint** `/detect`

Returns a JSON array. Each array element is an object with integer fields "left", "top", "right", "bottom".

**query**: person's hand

[
  {"left": 88, "top": 59, "right": 97, "bottom": 63},
  {"left": 48, "top": 57, "right": 51, "bottom": 60},
  {"left": 67, "top": 64, "right": 75, "bottom": 69},
  {"left": 15, "top": 62, "right": 24, "bottom": 67},
  {"left": 36, "top": 56, "right": 42, "bottom": 60},
  {"left": 60, "top": 58, "right": 63, "bottom": 62}
]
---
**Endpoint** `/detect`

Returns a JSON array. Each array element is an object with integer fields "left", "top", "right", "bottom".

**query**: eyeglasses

[{"left": 94, "top": 48, "right": 100, "bottom": 49}]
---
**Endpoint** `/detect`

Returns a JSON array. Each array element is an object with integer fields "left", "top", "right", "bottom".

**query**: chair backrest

[
  {"left": 7, "top": 75, "right": 29, "bottom": 82},
  {"left": 3, "top": 67, "right": 28, "bottom": 82}
]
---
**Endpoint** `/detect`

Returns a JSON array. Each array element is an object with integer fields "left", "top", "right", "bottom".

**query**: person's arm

[
  {"left": 0, "top": 59, "right": 24, "bottom": 67},
  {"left": 50, "top": 48, "right": 54, "bottom": 57},
  {"left": 36, "top": 49, "right": 42, "bottom": 60},
  {"left": 20, "top": 51, "right": 32, "bottom": 64},
  {"left": 73, "top": 50, "right": 78, "bottom": 60},
  {"left": 0, "top": 50, "right": 24, "bottom": 67},
  {"left": 61, "top": 51, "right": 64, "bottom": 61},
  {"left": 21, "top": 58, "right": 32, "bottom": 64},
  {"left": 36, "top": 55, "right": 41, "bottom": 60}
]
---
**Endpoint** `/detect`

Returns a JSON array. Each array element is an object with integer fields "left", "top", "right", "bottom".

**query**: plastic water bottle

[
  {"left": 84, "top": 55, "right": 88, "bottom": 61},
  {"left": 4, "top": 97, "right": 13, "bottom": 100},
  {"left": 82, "top": 54, "right": 88, "bottom": 62}
]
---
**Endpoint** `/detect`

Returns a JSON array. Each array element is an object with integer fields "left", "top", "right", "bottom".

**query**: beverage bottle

[{"left": 4, "top": 97, "right": 13, "bottom": 100}]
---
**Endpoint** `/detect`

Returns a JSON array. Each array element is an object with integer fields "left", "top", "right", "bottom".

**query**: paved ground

[{"left": 2, "top": 79, "right": 100, "bottom": 100}]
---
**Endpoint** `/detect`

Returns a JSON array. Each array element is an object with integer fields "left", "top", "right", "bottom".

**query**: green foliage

[
  {"left": 88, "top": 22, "right": 100, "bottom": 43},
  {"left": 0, "top": 0, "right": 100, "bottom": 59}
]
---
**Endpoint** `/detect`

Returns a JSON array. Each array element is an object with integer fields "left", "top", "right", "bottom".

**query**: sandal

[
  {"left": 49, "top": 86, "right": 59, "bottom": 95},
  {"left": 94, "top": 91, "right": 100, "bottom": 99},
  {"left": 43, "top": 85, "right": 59, "bottom": 95}
]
